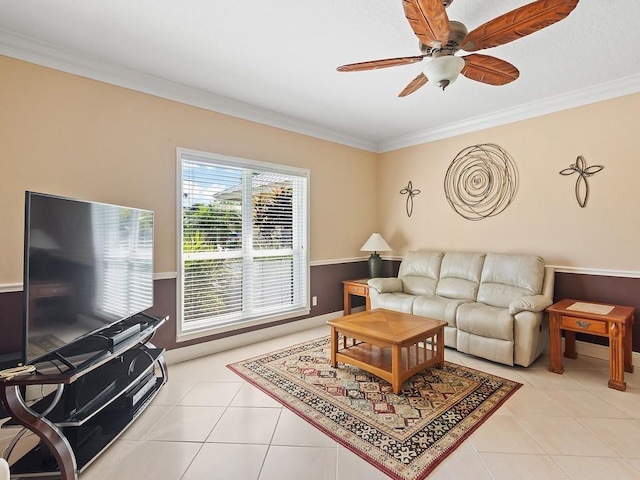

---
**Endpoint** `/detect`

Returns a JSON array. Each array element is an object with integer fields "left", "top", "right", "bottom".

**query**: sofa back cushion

[
  {"left": 436, "top": 252, "right": 486, "bottom": 300},
  {"left": 477, "top": 253, "right": 545, "bottom": 308},
  {"left": 398, "top": 251, "right": 444, "bottom": 296}
]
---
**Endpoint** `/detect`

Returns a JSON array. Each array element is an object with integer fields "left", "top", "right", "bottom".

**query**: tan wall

[
  {"left": 3, "top": 53, "right": 639, "bottom": 284},
  {"left": 0, "top": 56, "right": 378, "bottom": 285},
  {"left": 378, "top": 93, "right": 640, "bottom": 271}
]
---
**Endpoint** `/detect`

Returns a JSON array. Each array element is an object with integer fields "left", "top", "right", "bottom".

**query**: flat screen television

[{"left": 23, "top": 192, "right": 154, "bottom": 365}]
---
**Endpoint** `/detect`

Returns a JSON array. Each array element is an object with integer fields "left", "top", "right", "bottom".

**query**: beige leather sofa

[
  {"left": 368, "top": 251, "right": 555, "bottom": 367},
  {"left": 0, "top": 458, "right": 8, "bottom": 480}
]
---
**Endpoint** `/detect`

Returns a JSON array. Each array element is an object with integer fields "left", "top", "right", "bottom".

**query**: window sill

[{"left": 176, "top": 306, "right": 311, "bottom": 343}]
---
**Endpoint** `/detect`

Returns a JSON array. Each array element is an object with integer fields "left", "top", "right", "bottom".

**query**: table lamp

[{"left": 360, "top": 233, "right": 391, "bottom": 278}]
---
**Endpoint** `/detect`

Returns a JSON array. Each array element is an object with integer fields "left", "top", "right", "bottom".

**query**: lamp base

[{"left": 367, "top": 253, "right": 382, "bottom": 279}]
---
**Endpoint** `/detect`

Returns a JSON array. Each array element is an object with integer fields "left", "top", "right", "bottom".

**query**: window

[{"left": 177, "top": 149, "right": 309, "bottom": 338}]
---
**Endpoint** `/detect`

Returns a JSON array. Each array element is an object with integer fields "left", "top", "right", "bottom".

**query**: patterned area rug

[{"left": 227, "top": 336, "right": 521, "bottom": 480}]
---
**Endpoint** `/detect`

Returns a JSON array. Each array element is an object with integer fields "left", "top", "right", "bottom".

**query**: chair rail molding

[{"left": 549, "top": 265, "right": 640, "bottom": 279}]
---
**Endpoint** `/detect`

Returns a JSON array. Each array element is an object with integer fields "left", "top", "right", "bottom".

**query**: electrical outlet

[{"left": 312, "top": 296, "right": 318, "bottom": 306}]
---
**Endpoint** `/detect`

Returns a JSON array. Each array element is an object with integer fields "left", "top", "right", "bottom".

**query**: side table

[
  {"left": 546, "top": 299, "right": 634, "bottom": 391},
  {"left": 342, "top": 279, "right": 370, "bottom": 316}
]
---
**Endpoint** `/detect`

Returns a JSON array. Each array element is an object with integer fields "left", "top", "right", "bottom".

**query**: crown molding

[
  {"left": 0, "top": 30, "right": 378, "bottom": 153},
  {"left": 2, "top": 29, "right": 639, "bottom": 155},
  {"left": 377, "top": 74, "right": 640, "bottom": 152}
]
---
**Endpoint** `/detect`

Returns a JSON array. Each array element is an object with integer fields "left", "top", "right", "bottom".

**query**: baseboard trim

[
  {"left": 565, "top": 338, "right": 640, "bottom": 365},
  {"left": 166, "top": 316, "right": 640, "bottom": 368},
  {"left": 164, "top": 311, "right": 342, "bottom": 365}
]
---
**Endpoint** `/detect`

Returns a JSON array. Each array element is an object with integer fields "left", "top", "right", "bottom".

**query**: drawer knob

[{"left": 576, "top": 320, "right": 591, "bottom": 329}]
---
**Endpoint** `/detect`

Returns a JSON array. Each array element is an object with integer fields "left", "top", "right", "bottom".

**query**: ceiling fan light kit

[
  {"left": 423, "top": 55, "right": 465, "bottom": 90},
  {"left": 337, "top": 0, "right": 579, "bottom": 97}
]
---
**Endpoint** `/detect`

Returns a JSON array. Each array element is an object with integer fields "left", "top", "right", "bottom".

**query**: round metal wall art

[{"left": 444, "top": 143, "right": 518, "bottom": 221}]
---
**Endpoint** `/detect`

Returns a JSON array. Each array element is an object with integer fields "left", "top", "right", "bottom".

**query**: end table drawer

[
  {"left": 347, "top": 284, "right": 367, "bottom": 296},
  {"left": 561, "top": 315, "right": 607, "bottom": 335}
]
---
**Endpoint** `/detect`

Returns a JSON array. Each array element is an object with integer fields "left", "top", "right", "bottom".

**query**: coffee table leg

[
  {"left": 437, "top": 327, "right": 444, "bottom": 367},
  {"left": 392, "top": 345, "right": 402, "bottom": 394},
  {"left": 330, "top": 326, "right": 338, "bottom": 368}
]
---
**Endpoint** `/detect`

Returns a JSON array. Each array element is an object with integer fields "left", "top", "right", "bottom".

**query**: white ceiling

[{"left": 1, "top": 1, "right": 640, "bottom": 152}]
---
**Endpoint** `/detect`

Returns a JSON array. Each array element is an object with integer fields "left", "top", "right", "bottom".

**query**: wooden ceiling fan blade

[
  {"left": 399, "top": 73, "right": 429, "bottom": 97},
  {"left": 461, "top": 0, "right": 579, "bottom": 52},
  {"left": 402, "top": 0, "right": 450, "bottom": 48},
  {"left": 337, "top": 55, "right": 425, "bottom": 72},
  {"left": 461, "top": 54, "right": 519, "bottom": 85}
]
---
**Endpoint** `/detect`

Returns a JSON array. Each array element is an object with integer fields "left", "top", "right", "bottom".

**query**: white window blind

[{"left": 178, "top": 150, "right": 309, "bottom": 336}]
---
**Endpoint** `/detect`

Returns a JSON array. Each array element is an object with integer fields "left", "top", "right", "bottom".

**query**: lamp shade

[
  {"left": 423, "top": 55, "right": 465, "bottom": 90},
  {"left": 360, "top": 233, "right": 391, "bottom": 253}
]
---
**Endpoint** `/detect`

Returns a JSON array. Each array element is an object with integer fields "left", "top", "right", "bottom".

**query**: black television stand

[
  {"left": 51, "top": 351, "right": 77, "bottom": 370},
  {"left": 0, "top": 314, "right": 168, "bottom": 480},
  {"left": 106, "top": 323, "right": 141, "bottom": 346}
]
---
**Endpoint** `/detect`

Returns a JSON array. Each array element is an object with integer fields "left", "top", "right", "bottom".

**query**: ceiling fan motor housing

[{"left": 419, "top": 20, "right": 468, "bottom": 55}]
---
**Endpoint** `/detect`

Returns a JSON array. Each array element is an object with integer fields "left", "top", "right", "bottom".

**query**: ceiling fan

[{"left": 337, "top": 0, "right": 579, "bottom": 96}]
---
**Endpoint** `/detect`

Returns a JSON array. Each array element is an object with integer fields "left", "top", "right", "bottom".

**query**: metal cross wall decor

[
  {"left": 400, "top": 181, "right": 421, "bottom": 217},
  {"left": 559, "top": 156, "right": 604, "bottom": 208}
]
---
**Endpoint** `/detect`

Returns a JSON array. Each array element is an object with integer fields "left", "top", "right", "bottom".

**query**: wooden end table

[
  {"left": 546, "top": 299, "right": 634, "bottom": 391},
  {"left": 342, "top": 279, "right": 370, "bottom": 315},
  {"left": 327, "top": 308, "right": 447, "bottom": 394}
]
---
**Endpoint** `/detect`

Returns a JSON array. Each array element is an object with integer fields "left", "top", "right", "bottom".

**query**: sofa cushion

[
  {"left": 457, "top": 331, "right": 514, "bottom": 366},
  {"left": 373, "top": 293, "right": 416, "bottom": 313},
  {"left": 413, "top": 295, "right": 468, "bottom": 328},
  {"left": 398, "top": 251, "right": 443, "bottom": 296},
  {"left": 457, "top": 303, "right": 514, "bottom": 341},
  {"left": 477, "top": 253, "right": 545, "bottom": 308},
  {"left": 509, "top": 294, "right": 553, "bottom": 314},
  {"left": 435, "top": 252, "right": 486, "bottom": 300},
  {"left": 368, "top": 277, "right": 403, "bottom": 294}
]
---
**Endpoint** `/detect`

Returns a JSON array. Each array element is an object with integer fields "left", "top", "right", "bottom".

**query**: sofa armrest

[
  {"left": 368, "top": 278, "right": 403, "bottom": 294},
  {"left": 509, "top": 295, "right": 553, "bottom": 314}
]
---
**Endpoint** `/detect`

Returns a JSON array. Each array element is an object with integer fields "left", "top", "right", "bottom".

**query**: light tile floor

[{"left": 3, "top": 325, "right": 640, "bottom": 479}]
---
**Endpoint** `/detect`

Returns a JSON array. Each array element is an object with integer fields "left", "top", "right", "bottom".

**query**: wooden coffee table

[{"left": 327, "top": 308, "right": 447, "bottom": 394}]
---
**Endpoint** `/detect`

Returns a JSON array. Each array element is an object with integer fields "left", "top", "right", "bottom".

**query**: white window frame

[{"left": 176, "top": 148, "right": 310, "bottom": 341}]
